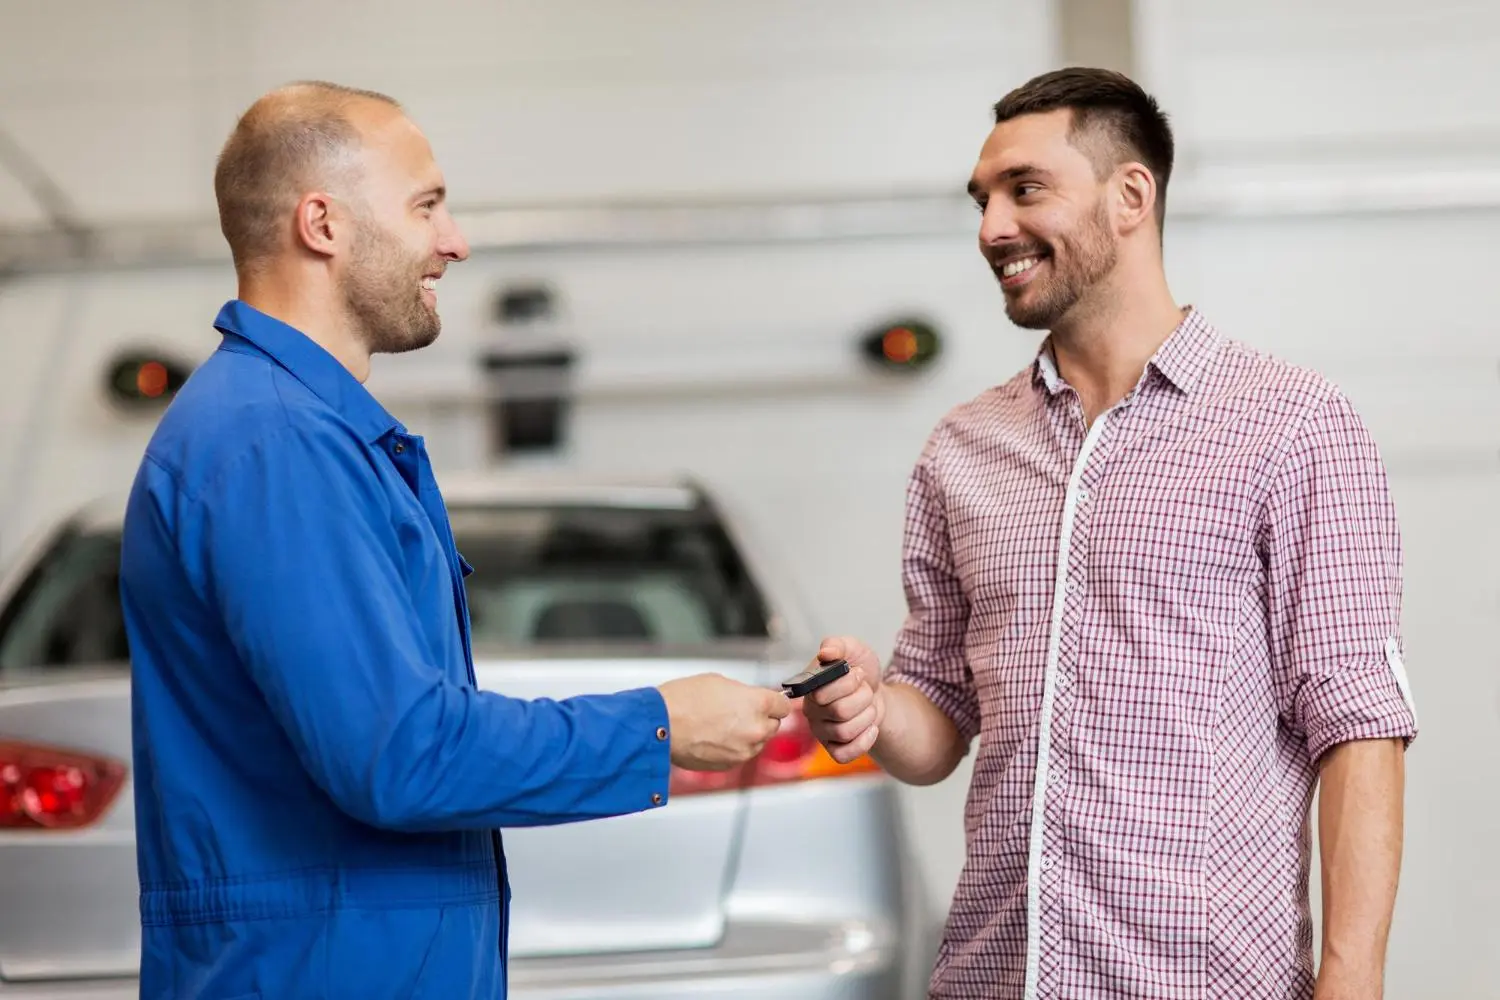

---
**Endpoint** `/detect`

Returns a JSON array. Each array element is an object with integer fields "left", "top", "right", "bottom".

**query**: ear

[
  {"left": 1114, "top": 163, "right": 1157, "bottom": 236},
  {"left": 293, "top": 192, "right": 341, "bottom": 260}
]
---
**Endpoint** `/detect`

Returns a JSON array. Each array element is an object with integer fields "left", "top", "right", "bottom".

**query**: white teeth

[
  {"left": 1002, "top": 257, "right": 1039, "bottom": 278},
  {"left": 421, "top": 277, "right": 437, "bottom": 291}
]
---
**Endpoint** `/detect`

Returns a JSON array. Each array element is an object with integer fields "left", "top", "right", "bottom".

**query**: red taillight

[
  {"left": 668, "top": 703, "right": 881, "bottom": 798},
  {"left": 0, "top": 740, "right": 126, "bottom": 830}
]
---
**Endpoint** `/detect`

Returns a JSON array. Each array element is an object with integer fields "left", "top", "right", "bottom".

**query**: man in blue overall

[{"left": 118, "top": 80, "right": 791, "bottom": 999}]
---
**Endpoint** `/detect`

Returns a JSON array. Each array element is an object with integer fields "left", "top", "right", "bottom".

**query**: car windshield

[{"left": 0, "top": 500, "right": 771, "bottom": 676}]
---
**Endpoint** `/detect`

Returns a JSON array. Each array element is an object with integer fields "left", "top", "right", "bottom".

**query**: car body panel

[
  {"left": 0, "top": 675, "right": 136, "bottom": 982},
  {"left": 475, "top": 652, "right": 769, "bottom": 959},
  {"left": 0, "top": 473, "right": 931, "bottom": 996}
]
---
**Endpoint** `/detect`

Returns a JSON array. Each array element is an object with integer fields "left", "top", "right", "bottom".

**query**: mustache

[{"left": 986, "top": 242, "right": 1051, "bottom": 265}]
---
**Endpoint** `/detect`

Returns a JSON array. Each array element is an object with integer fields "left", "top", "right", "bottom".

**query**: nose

[
  {"left": 436, "top": 213, "right": 470, "bottom": 263},
  {"left": 978, "top": 199, "right": 1021, "bottom": 248}
]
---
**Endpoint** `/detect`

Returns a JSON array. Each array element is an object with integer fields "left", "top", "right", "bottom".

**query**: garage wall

[
  {"left": 1, "top": 2, "right": 1498, "bottom": 997},
  {"left": 0, "top": 0, "right": 1053, "bottom": 226}
]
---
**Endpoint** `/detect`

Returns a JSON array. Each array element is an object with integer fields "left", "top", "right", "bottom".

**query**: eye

[
  {"left": 972, "top": 199, "right": 988, "bottom": 214},
  {"left": 1015, "top": 183, "right": 1042, "bottom": 198}
]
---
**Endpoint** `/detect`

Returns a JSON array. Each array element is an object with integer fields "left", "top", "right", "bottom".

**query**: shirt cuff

[
  {"left": 1299, "top": 660, "right": 1419, "bottom": 765},
  {"left": 619, "top": 685, "right": 675, "bottom": 810}
]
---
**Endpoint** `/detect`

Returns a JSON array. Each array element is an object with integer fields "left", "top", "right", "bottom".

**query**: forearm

[
  {"left": 355, "top": 685, "right": 673, "bottom": 832},
  {"left": 870, "top": 682, "right": 970, "bottom": 786},
  {"left": 1314, "top": 737, "right": 1406, "bottom": 997}
]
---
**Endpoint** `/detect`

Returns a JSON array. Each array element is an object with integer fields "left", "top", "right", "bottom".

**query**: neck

[
  {"left": 1047, "top": 255, "right": 1183, "bottom": 424},
  {"left": 237, "top": 268, "right": 372, "bottom": 383}
]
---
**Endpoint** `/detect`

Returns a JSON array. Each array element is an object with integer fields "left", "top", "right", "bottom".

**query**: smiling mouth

[{"left": 995, "top": 253, "right": 1047, "bottom": 288}]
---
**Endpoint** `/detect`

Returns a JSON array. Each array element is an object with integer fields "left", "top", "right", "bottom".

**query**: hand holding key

[
  {"left": 798, "top": 636, "right": 886, "bottom": 764},
  {"left": 657, "top": 674, "right": 792, "bottom": 771}
]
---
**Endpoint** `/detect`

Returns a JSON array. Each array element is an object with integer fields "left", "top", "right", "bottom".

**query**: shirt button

[
  {"left": 651, "top": 793, "right": 663, "bottom": 806},
  {"left": 393, "top": 442, "right": 405, "bottom": 454},
  {"left": 655, "top": 726, "right": 668, "bottom": 741},
  {"left": 1039, "top": 855, "right": 1055, "bottom": 872}
]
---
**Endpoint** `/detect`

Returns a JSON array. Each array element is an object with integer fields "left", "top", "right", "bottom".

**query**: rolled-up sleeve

[
  {"left": 1262, "top": 391, "right": 1419, "bottom": 764},
  {"left": 883, "top": 439, "right": 981, "bottom": 744},
  {"left": 186, "top": 410, "right": 672, "bottom": 831}
]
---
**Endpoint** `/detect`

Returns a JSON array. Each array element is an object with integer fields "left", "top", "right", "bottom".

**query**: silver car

[{"left": 0, "top": 472, "right": 935, "bottom": 999}]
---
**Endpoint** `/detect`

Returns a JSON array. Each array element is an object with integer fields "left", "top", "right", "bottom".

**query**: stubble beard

[
  {"left": 1001, "top": 200, "right": 1118, "bottom": 332},
  {"left": 342, "top": 216, "right": 442, "bottom": 356}
]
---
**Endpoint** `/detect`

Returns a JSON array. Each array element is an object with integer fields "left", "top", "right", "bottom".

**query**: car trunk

[
  {"left": 0, "top": 668, "right": 139, "bottom": 983},
  {"left": 475, "top": 646, "right": 771, "bottom": 959},
  {"left": 0, "top": 647, "right": 772, "bottom": 980}
]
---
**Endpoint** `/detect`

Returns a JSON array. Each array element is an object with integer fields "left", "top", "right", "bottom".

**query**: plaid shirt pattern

[{"left": 886, "top": 309, "right": 1418, "bottom": 1000}]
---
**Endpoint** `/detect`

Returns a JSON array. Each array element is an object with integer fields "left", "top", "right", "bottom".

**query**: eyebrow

[
  {"left": 414, "top": 184, "right": 446, "bottom": 203},
  {"left": 967, "top": 164, "right": 1051, "bottom": 198}
]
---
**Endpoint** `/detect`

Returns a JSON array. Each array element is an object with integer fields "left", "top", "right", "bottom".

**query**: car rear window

[
  {"left": 449, "top": 503, "right": 772, "bottom": 649},
  {"left": 0, "top": 526, "right": 129, "bottom": 676},
  {"left": 0, "top": 501, "right": 772, "bottom": 674}
]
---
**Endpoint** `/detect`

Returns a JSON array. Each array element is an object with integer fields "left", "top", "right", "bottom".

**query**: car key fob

[{"left": 781, "top": 658, "right": 850, "bottom": 698}]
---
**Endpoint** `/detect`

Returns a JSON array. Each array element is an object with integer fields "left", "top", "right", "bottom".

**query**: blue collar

[{"left": 212, "top": 299, "right": 401, "bottom": 443}]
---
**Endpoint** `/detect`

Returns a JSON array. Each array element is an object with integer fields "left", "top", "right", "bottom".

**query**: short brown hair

[
  {"left": 213, "top": 81, "right": 401, "bottom": 273},
  {"left": 993, "top": 67, "right": 1174, "bottom": 230}
]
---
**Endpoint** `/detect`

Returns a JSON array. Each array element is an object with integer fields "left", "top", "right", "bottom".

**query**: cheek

[{"left": 1026, "top": 206, "right": 1077, "bottom": 243}]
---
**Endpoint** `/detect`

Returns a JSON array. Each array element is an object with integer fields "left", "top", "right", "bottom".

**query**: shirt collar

[
  {"left": 212, "top": 299, "right": 401, "bottom": 443},
  {"left": 1147, "top": 307, "right": 1219, "bottom": 395},
  {"left": 1031, "top": 306, "right": 1220, "bottom": 398}
]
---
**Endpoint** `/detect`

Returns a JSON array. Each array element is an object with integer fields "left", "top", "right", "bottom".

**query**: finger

[
  {"left": 820, "top": 634, "right": 875, "bottom": 667},
  {"left": 852, "top": 662, "right": 885, "bottom": 692},
  {"left": 823, "top": 685, "right": 873, "bottom": 723},
  {"left": 764, "top": 690, "right": 793, "bottom": 719},
  {"left": 830, "top": 724, "right": 879, "bottom": 764},
  {"left": 830, "top": 703, "right": 878, "bottom": 744},
  {"left": 806, "top": 670, "right": 864, "bottom": 707},
  {"left": 816, "top": 636, "right": 848, "bottom": 662}
]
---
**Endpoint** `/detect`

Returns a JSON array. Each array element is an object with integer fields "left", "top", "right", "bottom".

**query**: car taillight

[
  {"left": 0, "top": 740, "right": 126, "bottom": 830},
  {"left": 668, "top": 703, "right": 881, "bottom": 797}
]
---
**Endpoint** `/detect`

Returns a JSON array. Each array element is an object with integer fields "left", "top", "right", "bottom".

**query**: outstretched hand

[
  {"left": 657, "top": 673, "right": 792, "bottom": 771},
  {"left": 801, "top": 635, "right": 885, "bottom": 764}
]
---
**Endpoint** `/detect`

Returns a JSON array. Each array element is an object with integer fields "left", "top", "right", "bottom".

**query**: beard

[
  {"left": 996, "top": 198, "right": 1118, "bottom": 331},
  {"left": 341, "top": 215, "right": 443, "bottom": 356}
]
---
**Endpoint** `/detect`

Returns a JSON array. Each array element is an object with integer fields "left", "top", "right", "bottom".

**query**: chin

[{"left": 1002, "top": 294, "right": 1058, "bottom": 331}]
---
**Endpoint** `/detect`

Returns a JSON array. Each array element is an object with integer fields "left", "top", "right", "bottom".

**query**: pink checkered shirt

[{"left": 885, "top": 308, "right": 1419, "bottom": 1000}]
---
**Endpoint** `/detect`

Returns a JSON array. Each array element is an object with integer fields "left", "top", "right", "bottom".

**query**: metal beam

[{"left": 3, "top": 166, "right": 1500, "bottom": 276}]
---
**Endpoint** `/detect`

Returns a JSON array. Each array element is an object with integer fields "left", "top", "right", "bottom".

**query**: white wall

[
  {"left": 0, "top": 0, "right": 1053, "bottom": 226},
  {"left": 1, "top": 2, "right": 1498, "bottom": 997}
]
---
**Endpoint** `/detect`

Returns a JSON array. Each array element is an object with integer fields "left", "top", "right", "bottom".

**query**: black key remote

[{"left": 781, "top": 658, "right": 850, "bottom": 698}]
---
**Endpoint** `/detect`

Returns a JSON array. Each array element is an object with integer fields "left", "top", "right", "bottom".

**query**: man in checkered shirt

[{"left": 802, "top": 67, "right": 1418, "bottom": 1000}]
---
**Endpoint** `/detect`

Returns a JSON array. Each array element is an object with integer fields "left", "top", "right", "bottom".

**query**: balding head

[{"left": 213, "top": 81, "right": 400, "bottom": 274}]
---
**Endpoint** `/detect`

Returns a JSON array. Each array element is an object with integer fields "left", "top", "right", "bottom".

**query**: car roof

[
  {"left": 70, "top": 468, "right": 710, "bottom": 532},
  {"left": 437, "top": 468, "right": 708, "bottom": 510}
]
